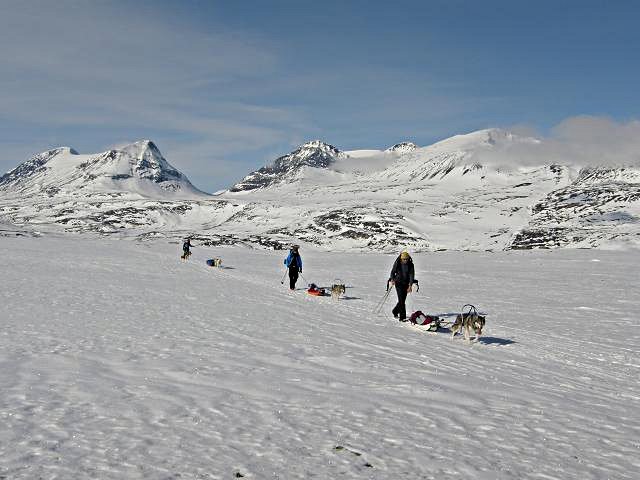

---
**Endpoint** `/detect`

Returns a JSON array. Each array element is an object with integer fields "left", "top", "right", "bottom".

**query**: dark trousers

[
  {"left": 289, "top": 268, "right": 299, "bottom": 290},
  {"left": 392, "top": 283, "right": 409, "bottom": 320}
]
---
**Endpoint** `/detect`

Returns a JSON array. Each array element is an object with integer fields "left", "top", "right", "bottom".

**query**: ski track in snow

[{"left": 1, "top": 236, "right": 639, "bottom": 479}]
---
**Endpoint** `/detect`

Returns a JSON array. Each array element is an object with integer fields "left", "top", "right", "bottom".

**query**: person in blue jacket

[{"left": 284, "top": 245, "right": 303, "bottom": 290}]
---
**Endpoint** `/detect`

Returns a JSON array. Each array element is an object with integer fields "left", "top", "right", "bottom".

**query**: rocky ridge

[
  {"left": 1, "top": 132, "right": 638, "bottom": 251},
  {"left": 230, "top": 140, "right": 344, "bottom": 192}
]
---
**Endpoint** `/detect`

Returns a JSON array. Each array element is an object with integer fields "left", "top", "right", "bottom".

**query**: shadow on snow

[{"left": 477, "top": 336, "right": 516, "bottom": 346}]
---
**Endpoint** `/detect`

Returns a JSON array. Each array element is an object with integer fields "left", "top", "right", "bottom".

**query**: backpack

[{"left": 409, "top": 310, "right": 441, "bottom": 331}]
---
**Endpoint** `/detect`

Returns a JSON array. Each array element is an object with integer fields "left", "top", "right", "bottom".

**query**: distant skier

[
  {"left": 388, "top": 251, "right": 415, "bottom": 321},
  {"left": 181, "top": 238, "right": 193, "bottom": 260},
  {"left": 284, "top": 245, "right": 303, "bottom": 290}
]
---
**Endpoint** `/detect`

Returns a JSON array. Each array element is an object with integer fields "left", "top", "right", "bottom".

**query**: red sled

[{"left": 307, "top": 283, "right": 327, "bottom": 296}]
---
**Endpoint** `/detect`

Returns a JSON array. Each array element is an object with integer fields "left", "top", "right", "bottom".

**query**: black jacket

[{"left": 389, "top": 256, "right": 415, "bottom": 285}]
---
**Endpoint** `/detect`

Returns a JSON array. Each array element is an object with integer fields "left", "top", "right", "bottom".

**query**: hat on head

[{"left": 400, "top": 251, "right": 410, "bottom": 260}]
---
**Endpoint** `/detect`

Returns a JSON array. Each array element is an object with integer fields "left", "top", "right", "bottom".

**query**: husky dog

[
  {"left": 451, "top": 311, "right": 485, "bottom": 341},
  {"left": 330, "top": 283, "right": 346, "bottom": 300},
  {"left": 206, "top": 258, "right": 222, "bottom": 267}
]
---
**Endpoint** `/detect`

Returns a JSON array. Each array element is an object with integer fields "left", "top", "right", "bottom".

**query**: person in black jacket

[
  {"left": 388, "top": 251, "right": 415, "bottom": 321},
  {"left": 181, "top": 238, "right": 193, "bottom": 260}
]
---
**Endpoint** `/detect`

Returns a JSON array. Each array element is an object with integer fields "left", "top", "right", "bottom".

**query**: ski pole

[
  {"left": 373, "top": 289, "right": 391, "bottom": 314},
  {"left": 299, "top": 273, "right": 308, "bottom": 284},
  {"left": 280, "top": 270, "right": 288, "bottom": 284},
  {"left": 373, "top": 281, "right": 392, "bottom": 314}
]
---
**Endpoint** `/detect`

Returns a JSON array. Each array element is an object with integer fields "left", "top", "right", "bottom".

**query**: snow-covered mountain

[
  {"left": 0, "top": 141, "right": 225, "bottom": 237},
  {"left": 230, "top": 140, "right": 345, "bottom": 192},
  {"left": 1, "top": 131, "right": 638, "bottom": 250},
  {"left": 219, "top": 129, "right": 639, "bottom": 250},
  {"left": 509, "top": 166, "right": 640, "bottom": 249},
  {"left": 385, "top": 141, "right": 418, "bottom": 154},
  {"left": 0, "top": 140, "right": 204, "bottom": 199}
]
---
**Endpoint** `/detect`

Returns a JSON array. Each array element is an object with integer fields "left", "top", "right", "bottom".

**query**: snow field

[{"left": 0, "top": 236, "right": 638, "bottom": 479}]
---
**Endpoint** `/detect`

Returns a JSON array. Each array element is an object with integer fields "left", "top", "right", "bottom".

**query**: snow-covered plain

[{"left": 1, "top": 236, "right": 638, "bottom": 479}]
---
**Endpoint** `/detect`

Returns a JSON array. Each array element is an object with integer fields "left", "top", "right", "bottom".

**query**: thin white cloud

[
  {"left": 471, "top": 116, "right": 640, "bottom": 168},
  {"left": 0, "top": 1, "right": 275, "bottom": 82},
  {"left": 2, "top": 3, "right": 637, "bottom": 193},
  {"left": 0, "top": 0, "right": 312, "bottom": 189}
]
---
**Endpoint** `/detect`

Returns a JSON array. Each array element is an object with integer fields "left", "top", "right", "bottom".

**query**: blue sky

[{"left": 1, "top": 0, "right": 638, "bottom": 191}]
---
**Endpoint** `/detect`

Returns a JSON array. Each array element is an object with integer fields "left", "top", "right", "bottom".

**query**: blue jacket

[{"left": 284, "top": 251, "right": 302, "bottom": 272}]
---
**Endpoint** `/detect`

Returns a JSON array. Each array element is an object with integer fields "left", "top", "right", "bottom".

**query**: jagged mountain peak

[
  {"left": 0, "top": 140, "right": 205, "bottom": 198},
  {"left": 111, "top": 139, "right": 185, "bottom": 185},
  {"left": 284, "top": 140, "right": 343, "bottom": 164},
  {"left": 386, "top": 142, "right": 418, "bottom": 154},
  {"left": 118, "top": 139, "right": 160, "bottom": 158},
  {"left": 230, "top": 140, "right": 344, "bottom": 192},
  {"left": 276, "top": 140, "right": 343, "bottom": 167},
  {"left": 299, "top": 139, "right": 338, "bottom": 150}
]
